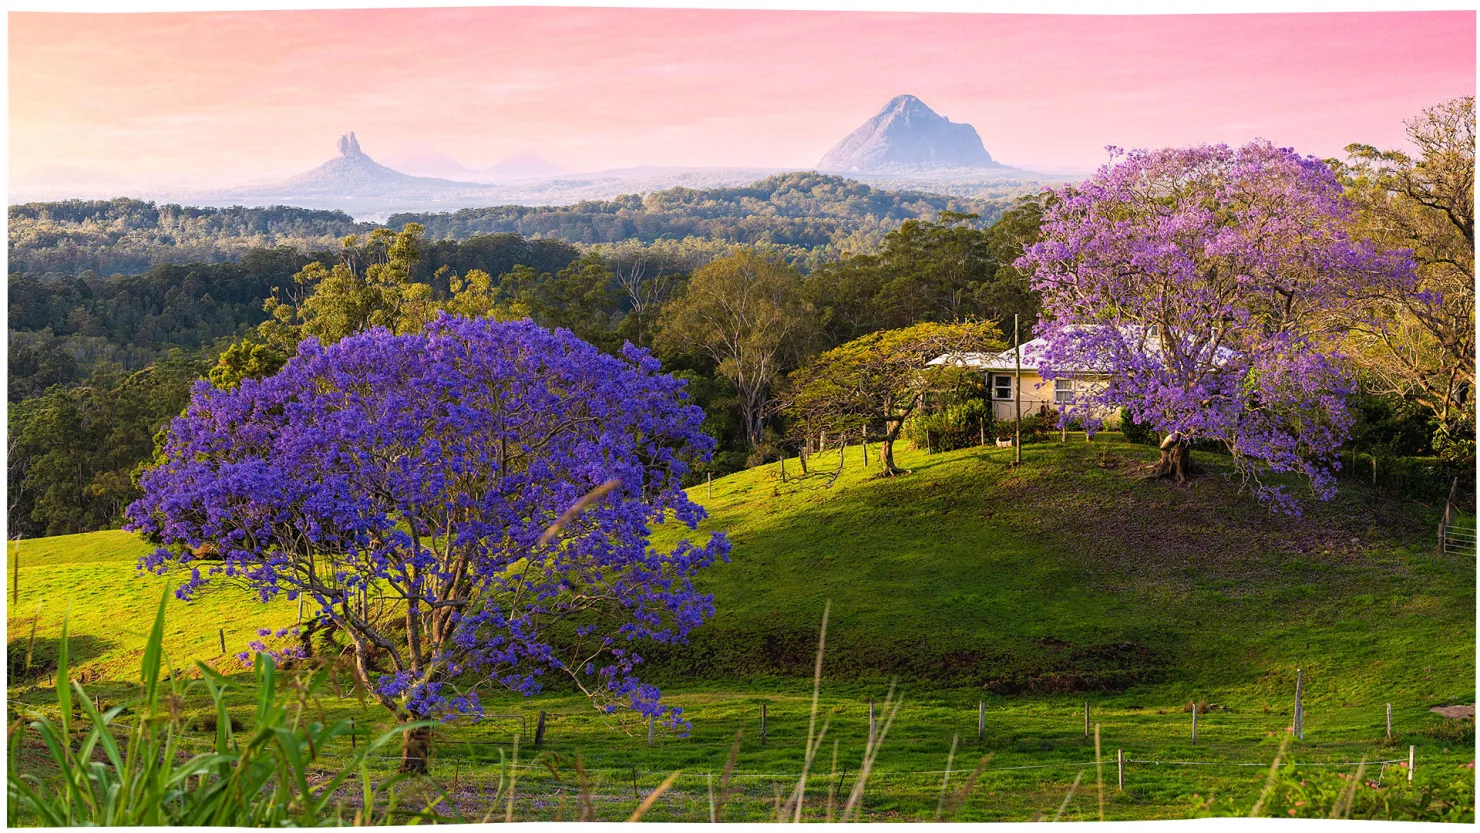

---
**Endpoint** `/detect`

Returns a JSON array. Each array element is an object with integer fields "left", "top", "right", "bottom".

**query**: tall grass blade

[
  {"left": 1052, "top": 770, "right": 1084, "bottom": 822},
  {"left": 627, "top": 770, "right": 682, "bottom": 822},
  {"left": 934, "top": 733, "right": 959, "bottom": 822},
  {"left": 712, "top": 729, "right": 743, "bottom": 822},
  {"left": 789, "top": 600, "right": 830, "bottom": 823},
  {"left": 940, "top": 753, "right": 994, "bottom": 822}
]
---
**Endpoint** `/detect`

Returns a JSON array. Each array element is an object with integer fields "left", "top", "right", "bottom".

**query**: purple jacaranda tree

[
  {"left": 1018, "top": 141, "right": 1415, "bottom": 513},
  {"left": 125, "top": 315, "right": 729, "bottom": 772}
]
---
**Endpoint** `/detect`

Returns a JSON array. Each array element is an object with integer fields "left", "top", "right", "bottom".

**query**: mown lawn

[{"left": 7, "top": 437, "right": 1474, "bottom": 821}]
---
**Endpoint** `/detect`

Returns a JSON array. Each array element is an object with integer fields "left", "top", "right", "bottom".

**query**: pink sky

[{"left": 9, "top": 8, "right": 1475, "bottom": 190}]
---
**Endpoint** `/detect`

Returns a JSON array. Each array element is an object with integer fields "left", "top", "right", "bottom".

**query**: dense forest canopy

[
  {"left": 8, "top": 199, "right": 374, "bottom": 276},
  {"left": 389, "top": 173, "right": 1000, "bottom": 258}
]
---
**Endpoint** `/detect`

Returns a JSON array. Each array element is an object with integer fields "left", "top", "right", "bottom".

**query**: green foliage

[
  {"left": 657, "top": 251, "right": 817, "bottom": 449},
  {"left": 1251, "top": 762, "right": 1474, "bottom": 822},
  {"left": 391, "top": 172, "right": 1000, "bottom": 257},
  {"left": 207, "top": 342, "right": 286, "bottom": 390},
  {"left": 6, "top": 587, "right": 445, "bottom": 826},
  {"left": 8, "top": 352, "right": 209, "bottom": 537},
  {"left": 805, "top": 208, "right": 1038, "bottom": 345},
  {"left": 7, "top": 199, "right": 370, "bottom": 276},
  {"left": 903, "top": 380, "right": 993, "bottom": 453},
  {"left": 1119, "top": 407, "right": 1156, "bottom": 445}
]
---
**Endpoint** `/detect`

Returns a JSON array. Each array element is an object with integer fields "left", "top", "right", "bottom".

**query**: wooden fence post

[
  {"left": 1117, "top": 749, "right": 1124, "bottom": 791},
  {"left": 350, "top": 718, "right": 356, "bottom": 751},
  {"left": 12, "top": 548, "right": 18, "bottom": 606},
  {"left": 869, "top": 699, "right": 876, "bottom": 746},
  {"left": 218, "top": 628, "right": 226, "bottom": 655},
  {"left": 1293, "top": 669, "right": 1304, "bottom": 740},
  {"left": 707, "top": 472, "right": 712, "bottom": 501},
  {"left": 761, "top": 703, "right": 767, "bottom": 745},
  {"left": 1386, "top": 703, "right": 1392, "bottom": 740},
  {"left": 1084, "top": 701, "right": 1090, "bottom": 739},
  {"left": 632, "top": 765, "right": 640, "bottom": 799},
  {"left": 1191, "top": 702, "right": 1198, "bottom": 744},
  {"left": 1408, "top": 745, "right": 1415, "bottom": 782},
  {"left": 978, "top": 700, "right": 985, "bottom": 742},
  {"left": 535, "top": 710, "right": 547, "bottom": 747},
  {"left": 780, "top": 455, "right": 787, "bottom": 483}
]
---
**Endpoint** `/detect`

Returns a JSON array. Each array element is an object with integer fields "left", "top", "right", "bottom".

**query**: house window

[
  {"left": 993, "top": 375, "right": 1013, "bottom": 400},
  {"left": 1054, "top": 378, "right": 1075, "bottom": 404}
]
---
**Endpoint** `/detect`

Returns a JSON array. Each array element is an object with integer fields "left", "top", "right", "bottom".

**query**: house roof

[
  {"left": 927, "top": 337, "right": 1053, "bottom": 372},
  {"left": 927, "top": 329, "right": 1237, "bottom": 374}
]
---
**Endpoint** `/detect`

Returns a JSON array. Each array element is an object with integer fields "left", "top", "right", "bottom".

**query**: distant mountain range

[{"left": 11, "top": 97, "right": 1067, "bottom": 218}]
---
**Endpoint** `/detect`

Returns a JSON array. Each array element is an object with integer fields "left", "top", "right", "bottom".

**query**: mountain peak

[
  {"left": 818, "top": 95, "right": 998, "bottom": 173},
  {"left": 337, "top": 132, "right": 363, "bottom": 158}
]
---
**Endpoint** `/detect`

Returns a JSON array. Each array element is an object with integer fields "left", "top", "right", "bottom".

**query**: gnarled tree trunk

[{"left": 1151, "top": 432, "right": 1198, "bottom": 483}]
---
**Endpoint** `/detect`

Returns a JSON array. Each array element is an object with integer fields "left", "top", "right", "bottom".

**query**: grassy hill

[{"left": 7, "top": 438, "right": 1474, "bottom": 820}]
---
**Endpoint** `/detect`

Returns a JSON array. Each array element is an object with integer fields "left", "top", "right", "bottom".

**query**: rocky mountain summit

[{"left": 818, "top": 95, "right": 999, "bottom": 173}]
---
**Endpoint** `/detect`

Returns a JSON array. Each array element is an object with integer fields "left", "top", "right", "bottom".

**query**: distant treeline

[
  {"left": 8, "top": 199, "right": 373, "bottom": 276},
  {"left": 389, "top": 172, "right": 999, "bottom": 255},
  {"left": 10, "top": 173, "right": 1000, "bottom": 278}
]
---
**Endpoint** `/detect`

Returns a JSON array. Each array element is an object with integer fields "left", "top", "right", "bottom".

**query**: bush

[
  {"left": 1254, "top": 762, "right": 1474, "bottom": 822},
  {"left": 1120, "top": 407, "right": 1156, "bottom": 445},
  {"left": 905, "top": 398, "right": 993, "bottom": 452}
]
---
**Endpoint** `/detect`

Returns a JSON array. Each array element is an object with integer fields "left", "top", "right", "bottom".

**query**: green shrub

[
  {"left": 1120, "top": 407, "right": 1156, "bottom": 445},
  {"left": 7, "top": 587, "right": 453, "bottom": 826},
  {"left": 905, "top": 398, "right": 993, "bottom": 453},
  {"left": 1255, "top": 762, "right": 1474, "bottom": 822}
]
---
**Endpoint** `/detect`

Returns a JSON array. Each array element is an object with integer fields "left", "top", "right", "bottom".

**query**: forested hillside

[
  {"left": 390, "top": 172, "right": 999, "bottom": 257},
  {"left": 8, "top": 199, "right": 373, "bottom": 276}
]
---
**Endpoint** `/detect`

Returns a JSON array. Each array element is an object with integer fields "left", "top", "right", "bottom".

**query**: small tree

[
  {"left": 784, "top": 321, "right": 1004, "bottom": 476},
  {"left": 1019, "top": 141, "right": 1415, "bottom": 512},
  {"left": 126, "top": 316, "right": 729, "bottom": 772}
]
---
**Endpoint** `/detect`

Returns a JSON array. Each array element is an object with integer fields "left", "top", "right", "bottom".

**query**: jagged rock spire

[{"left": 337, "top": 132, "right": 363, "bottom": 158}]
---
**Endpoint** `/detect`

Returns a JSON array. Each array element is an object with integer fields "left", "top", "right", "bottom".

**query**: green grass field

[{"left": 8, "top": 437, "right": 1475, "bottom": 821}]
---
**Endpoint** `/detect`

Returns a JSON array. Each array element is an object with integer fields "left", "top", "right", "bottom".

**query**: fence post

[
  {"left": 978, "top": 700, "right": 985, "bottom": 742},
  {"left": 780, "top": 455, "right": 787, "bottom": 483},
  {"left": 1084, "top": 701, "right": 1090, "bottom": 739},
  {"left": 1192, "top": 702, "right": 1198, "bottom": 744},
  {"left": 11, "top": 548, "right": 18, "bottom": 606},
  {"left": 869, "top": 699, "right": 876, "bottom": 746},
  {"left": 1293, "top": 669, "right": 1304, "bottom": 740},
  {"left": 761, "top": 702, "right": 767, "bottom": 745},
  {"left": 1117, "top": 749, "right": 1124, "bottom": 791},
  {"left": 1386, "top": 703, "right": 1392, "bottom": 740},
  {"left": 219, "top": 628, "right": 226, "bottom": 655},
  {"left": 707, "top": 472, "right": 712, "bottom": 501},
  {"left": 351, "top": 718, "right": 356, "bottom": 751},
  {"left": 648, "top": 715, "right": 655, "bottom": 748},
  {"left": 1408, "top": 745, "right": 1415, "bottom": 782},
  {"left": 535, "top": 710, "right": 547, "bottom": 747}
]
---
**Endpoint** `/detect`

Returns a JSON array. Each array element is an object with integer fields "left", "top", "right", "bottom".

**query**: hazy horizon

[{"left": 9, "top": 7, "right": 1475, "bottom": 199}]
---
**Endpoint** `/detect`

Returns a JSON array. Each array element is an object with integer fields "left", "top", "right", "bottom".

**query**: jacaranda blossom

[
  {"left": 1018, "top": 141, "right": 1417, "bottom": 513},
  {"left": 127, "top": 315, "right": 730, "bottom": 727}
]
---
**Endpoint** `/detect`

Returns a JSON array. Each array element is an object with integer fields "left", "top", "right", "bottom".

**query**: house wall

[{"left": 984, "top": 371, "right": 1120, "bottom": 426}]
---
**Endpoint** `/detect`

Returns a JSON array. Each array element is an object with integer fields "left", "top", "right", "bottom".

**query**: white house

[{"left": 928, "top": 336, "right": 1111, "bottom": 423}]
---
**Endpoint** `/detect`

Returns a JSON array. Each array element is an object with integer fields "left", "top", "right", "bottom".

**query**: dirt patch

[{"left": 1430, "top": 704, "right": 1475, "bottom": 719}]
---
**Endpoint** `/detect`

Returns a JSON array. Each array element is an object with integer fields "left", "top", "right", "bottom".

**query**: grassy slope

[{"left": 7, "top": 438, "right": 1475, "bottom": 821}]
